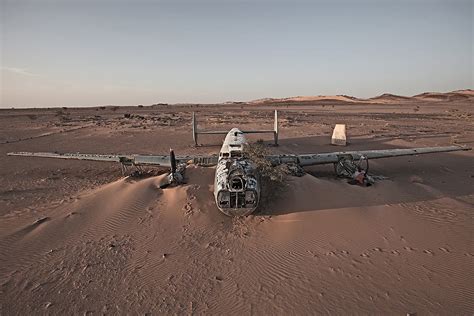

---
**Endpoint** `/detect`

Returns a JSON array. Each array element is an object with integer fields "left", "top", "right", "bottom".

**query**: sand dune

[
  {"left": 1, "top": 165, "right": 473, "bottom": 314},
  {"left": 414, "top": 90, "right": 474, "bottom": 102},
  {"left": 251, "top": 95, "right": 366, "bottom": 104},
  {"left": 369, "top": 93, "right": 413, "bottom": 102},
  {"left": 249, "top": 89, "right": 473, "bottom": 105}
]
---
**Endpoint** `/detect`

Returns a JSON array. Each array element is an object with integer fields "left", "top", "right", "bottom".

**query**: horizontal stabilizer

[
  {"left": 192, "top": 110, "right": 279, "bottom": 146},
  {"left": 241, "top": 130, "right": 275, "bottom": 134}
]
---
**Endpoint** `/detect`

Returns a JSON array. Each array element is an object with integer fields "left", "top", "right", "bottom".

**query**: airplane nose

[{"left": 216, "top": 189, "right": 258, "bottom": 216}]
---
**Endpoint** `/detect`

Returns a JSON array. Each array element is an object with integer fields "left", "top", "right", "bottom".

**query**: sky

[{"left": 1, "top": 0, "right": 472, "bottom": 107}]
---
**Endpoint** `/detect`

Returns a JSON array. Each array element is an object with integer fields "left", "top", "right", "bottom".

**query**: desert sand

[{"left": 0, "top": 90, "right": 473, "bottom": 314}]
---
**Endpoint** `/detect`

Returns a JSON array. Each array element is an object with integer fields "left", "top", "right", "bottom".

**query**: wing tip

[{"left": 453, "top": 145, "right": 472, "bottom": 151}]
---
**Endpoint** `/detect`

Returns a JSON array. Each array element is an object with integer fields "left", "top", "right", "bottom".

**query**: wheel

[{"left": 334, "top": 157, "right": 357, "bottom": 178}]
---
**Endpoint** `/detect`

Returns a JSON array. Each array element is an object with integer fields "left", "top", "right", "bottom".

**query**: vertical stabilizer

[
  {"left": 192, "top": 112, "right": 198, "bottom": 146},
  {"left": 274, "top": 110, "right": 279, "bottom": 146}
]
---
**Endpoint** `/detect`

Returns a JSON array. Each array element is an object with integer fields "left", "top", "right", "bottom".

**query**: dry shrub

[{"left": 243, "top": 142, "right": 288, "bottom": 208}]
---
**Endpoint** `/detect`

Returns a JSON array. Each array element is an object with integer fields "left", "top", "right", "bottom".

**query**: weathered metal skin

[{"left": 214, "top": 128, "right": 261, "bottom": 216}]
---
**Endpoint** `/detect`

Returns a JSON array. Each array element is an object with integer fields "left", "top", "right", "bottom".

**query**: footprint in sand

[
  {"left": 183, "top": 203, "right": 194, "bottom": 216},
  {"left": 328, "top": 267, "right": 343, "bottom": 274},
  {"left": 351, "top": 259, "right": 362, "bottom": 265}
]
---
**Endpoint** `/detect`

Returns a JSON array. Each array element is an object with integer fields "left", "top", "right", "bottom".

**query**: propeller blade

[
  {"left": 159, "top": 150, "right": 181, "bottom": 189},
  {"left": 170, "top": 148, "right": 177, "bottom": 174}
]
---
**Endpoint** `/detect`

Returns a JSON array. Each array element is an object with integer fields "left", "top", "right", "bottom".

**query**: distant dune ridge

[
  {"left": 249, "top": 89, "right": 473, "bottom": 104},
  {"left": 413, "top": 90, "right": 474, "bottom": 101}
]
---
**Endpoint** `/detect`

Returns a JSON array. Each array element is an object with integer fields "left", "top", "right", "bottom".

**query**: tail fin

[
  {"left": 192, "top": 110, "right": 279, "bottom": 146},
  {"left": 192, "top": 112, "right": 197, "bottom": 146},
  {"left": 274, "top": 110, "right": 279, "bottom": 145}
]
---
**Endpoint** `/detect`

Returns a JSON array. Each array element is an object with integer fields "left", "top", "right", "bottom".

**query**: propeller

[
  {"left": 159, "top": 149, "right": 184, "bottom": 189},
  {"left": 170, "top": 148, "right": 177, "bottom": 174}
]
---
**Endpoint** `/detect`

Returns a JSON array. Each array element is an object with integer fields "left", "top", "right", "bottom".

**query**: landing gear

[
  {"left": 119, "top": 157, "right": 144, "bottom": 176},
  {"left": 335, "top": 155, "right": 374, "bottom": 186},
  {"left": 334, "top": 155, "right": 369, "bottom": 178}
]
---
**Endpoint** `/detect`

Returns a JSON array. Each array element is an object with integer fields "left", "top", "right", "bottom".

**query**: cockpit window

[
  {"left": 230, "top": 151, "right": 241, "bottom": 158},
  {"left": 231, "top": 177, "right": 244, "bottom": 190}
]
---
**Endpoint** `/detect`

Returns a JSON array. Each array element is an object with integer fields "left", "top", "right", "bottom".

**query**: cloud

[{"left": 1, "top": 67, "right": 40, "bottom": 77}]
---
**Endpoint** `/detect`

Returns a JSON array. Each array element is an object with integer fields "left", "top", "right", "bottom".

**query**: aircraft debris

[{"left": 348, "top": 169, "right": 375, "bottom": 186}]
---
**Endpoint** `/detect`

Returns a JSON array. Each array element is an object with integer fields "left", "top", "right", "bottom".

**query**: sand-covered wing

[
  {"left": 7, "top": 152, "right": 219, "bottom": 167},
  {"left": 266, "top": 145, "right": 470, "bottom": 167}
]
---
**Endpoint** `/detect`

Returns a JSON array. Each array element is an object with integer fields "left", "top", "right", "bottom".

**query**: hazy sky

[{"left": 1, "top": 0, "right": 472, "bottom": 107}]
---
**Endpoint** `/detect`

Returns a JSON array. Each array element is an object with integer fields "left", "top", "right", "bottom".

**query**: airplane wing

[
  {"left": 266, "top": 145, "right": 470, "bottom": 167},
  {"left": 7, "top": 151, "right": 219, "bottom": 167}
]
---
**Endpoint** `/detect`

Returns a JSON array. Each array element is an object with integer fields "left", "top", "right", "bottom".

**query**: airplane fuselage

[{"left": 214, "top": 128, "right": 261, "bottom": 216}]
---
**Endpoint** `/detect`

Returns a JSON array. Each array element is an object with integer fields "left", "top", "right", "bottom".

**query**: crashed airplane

[{"left": 8, "top": 110, "right": 470, "bottom": 216}]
